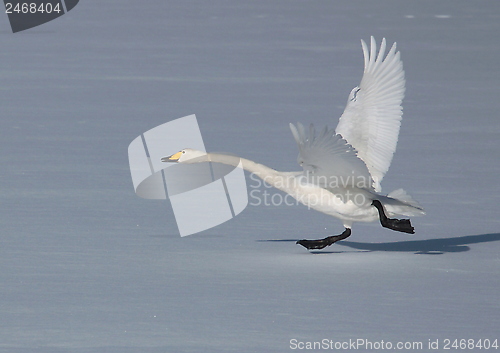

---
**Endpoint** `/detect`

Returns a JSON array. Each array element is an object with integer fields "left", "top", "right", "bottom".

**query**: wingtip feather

[
  {"left": 289, "top": 123, "right": 300, "bottom": 144},
  {"left": 361, "top": 39, "right": 369, "bottom": 70}
]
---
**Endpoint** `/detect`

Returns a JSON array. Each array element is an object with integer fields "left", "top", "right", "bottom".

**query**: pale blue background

[{"left": 0, "top": 1, "right": 499, "bottom": 352}]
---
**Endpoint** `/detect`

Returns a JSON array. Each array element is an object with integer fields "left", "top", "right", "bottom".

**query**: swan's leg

[
  {"left": 371, "top": 200, "right": 415, "bottom": 234},
  {"left": 296, "top": 228, "right": 351, "bottom": 250}
]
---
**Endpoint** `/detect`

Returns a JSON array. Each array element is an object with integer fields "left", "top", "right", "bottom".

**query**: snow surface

[{"left": 0, "top": 1, "right": 499, "bottom": 352}]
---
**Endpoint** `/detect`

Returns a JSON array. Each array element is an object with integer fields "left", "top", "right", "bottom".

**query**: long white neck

[
  {"left": 187, "top": 152, "right": 298, "bottom": 192},
  {"left": 206, "top": 152, "right": 277, "bottom": 178}
]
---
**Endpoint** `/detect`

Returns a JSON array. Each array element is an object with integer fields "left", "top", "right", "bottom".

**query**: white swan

[{"left": 162, "top": 37, "right": 424, "bottom": 250}]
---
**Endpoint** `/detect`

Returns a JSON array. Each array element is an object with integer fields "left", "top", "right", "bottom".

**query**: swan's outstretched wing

[
  {"left": 290, "top": 122, "right": 373, "bottom": 191},
  {"left": 335, "top": 37, "right": 405, "bottom": 192}
]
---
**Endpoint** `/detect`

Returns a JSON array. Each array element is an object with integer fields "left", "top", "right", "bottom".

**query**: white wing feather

[
  {"left": 335, "top": 37, "right": 405, "bottom": 192},
  {"left": 290, "top": 122, "right": 373, "bottom": 191}
]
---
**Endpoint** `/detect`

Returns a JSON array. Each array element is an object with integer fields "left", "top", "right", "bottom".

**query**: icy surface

[{"left": 0, "top": 1, "right": 499, "bottom": 352}]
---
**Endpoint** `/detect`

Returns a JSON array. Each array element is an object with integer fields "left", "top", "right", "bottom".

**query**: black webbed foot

[
  {"left": 382, "top": 218, "right": 414, "bottom": 234},
  {"left": 296, "top": 228, "right": 351, "bottom": 250},
  {"left": 371, "top": 200, "right": 415, "bottom": 234}
]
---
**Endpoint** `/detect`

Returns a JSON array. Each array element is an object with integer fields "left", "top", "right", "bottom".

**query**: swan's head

[{"left": 161, "top": 148, "right": 207, "bottom": 164}]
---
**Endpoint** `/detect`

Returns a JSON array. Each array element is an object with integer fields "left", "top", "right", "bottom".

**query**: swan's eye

[{"left": 182, "top": 151, "right": 185, "bottom": 154}]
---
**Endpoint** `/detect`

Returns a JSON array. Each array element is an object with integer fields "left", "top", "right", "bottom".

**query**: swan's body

[{"left": 163, "top": 37, "right": 424, "bottom": 250}]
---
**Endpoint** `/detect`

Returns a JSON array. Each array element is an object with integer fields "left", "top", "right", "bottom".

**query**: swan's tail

[{"left": 378, "top": 188, "right": 425, "bottom": 217}]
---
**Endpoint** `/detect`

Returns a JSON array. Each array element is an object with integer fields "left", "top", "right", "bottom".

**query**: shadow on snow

[{"left": 261, "top": 233, "right": 500, "bottom": 255}]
